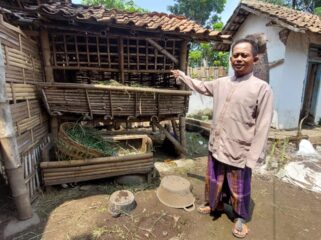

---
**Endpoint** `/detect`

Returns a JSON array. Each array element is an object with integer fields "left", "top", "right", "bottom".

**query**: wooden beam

[
  {"left": 269, "top": 59, "right": 284, "bottom": 69},
  {"left": 40, "top": 31, "right": 54, "bottom": 82},
  {"left": 146, "top": 38, "right": 179, "bottom": 65},
  {"left": 40, "top": 30, "right": 58, "bottom": 140}
]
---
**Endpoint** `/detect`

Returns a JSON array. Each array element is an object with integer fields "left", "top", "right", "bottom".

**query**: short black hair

[{"left": 231, "top": 38, "right": 259, "bottom": 57}]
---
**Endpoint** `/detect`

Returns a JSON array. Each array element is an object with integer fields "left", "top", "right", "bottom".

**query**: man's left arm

[{"left": 246, "top": 84, "right": 274, "bottom": 169}]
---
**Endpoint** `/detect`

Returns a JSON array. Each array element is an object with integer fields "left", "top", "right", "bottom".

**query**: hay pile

[{"left": 65, "top": 124, "right": 119, "bottom": 157}]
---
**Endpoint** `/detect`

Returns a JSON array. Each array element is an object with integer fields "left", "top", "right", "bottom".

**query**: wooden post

[
  {"left": 179, "top": 40, "right": 188, "bottom": 155},
  {"left": 179, "top": 40, "right": 188, "bottom": 89},
  {"left": 40, "top": 30, "right": 58, "bottom": 140},
  {"left": 0, "top": 42, "right": 33, "bottom": 220},
  {"left": 119, "top": 36, "right": 125, "bottom": 84}
]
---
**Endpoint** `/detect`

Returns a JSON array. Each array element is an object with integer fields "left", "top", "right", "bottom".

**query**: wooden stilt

[
  {"left": 171, "top": 119, "right": 179, "bottom": 140},
  {"left": 179, "top": 115, "right": 187, "bottom": 157}
]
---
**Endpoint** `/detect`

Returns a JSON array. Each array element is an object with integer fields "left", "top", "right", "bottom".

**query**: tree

[
  {"left": 82, "top": 0, "right": 148, "bottom": 13},
  {"left": 188, "top": 22, "right": 229, "bottom": 69},
  {"left": 259, "top": 0, "right": 321, "bottom": 15},
  {"left": 167, "top": 0, "right": 226, "bottom": 26}
]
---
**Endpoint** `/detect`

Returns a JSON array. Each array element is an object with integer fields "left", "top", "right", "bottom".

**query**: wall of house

[
  {"left": 277, "top": 31, "right": 309, "bottom": 128},
  {"left": 229, "top": 14, "right": 310, "bottom": 129}
]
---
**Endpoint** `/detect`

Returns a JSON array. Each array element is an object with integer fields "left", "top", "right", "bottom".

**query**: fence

[{"left": 187, "top": 66, "right": 226, "bottom": 80}]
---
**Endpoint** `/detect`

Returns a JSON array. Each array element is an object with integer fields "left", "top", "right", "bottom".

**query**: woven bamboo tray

[{"left": 57, "top": 122, "right": 105, "bottom": 160}]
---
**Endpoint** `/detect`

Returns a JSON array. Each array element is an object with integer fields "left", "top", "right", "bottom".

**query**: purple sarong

[{"left": 205, "top": 152, "right": 252, "bottom": 220}]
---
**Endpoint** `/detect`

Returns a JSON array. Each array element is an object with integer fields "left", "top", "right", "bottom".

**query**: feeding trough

[{"left": 40, "top": 123, "right": 154, "bottom": 186}]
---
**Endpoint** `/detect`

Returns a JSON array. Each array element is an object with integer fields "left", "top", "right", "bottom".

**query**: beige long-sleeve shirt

[{"left": 179, "top": 72, "right": 273, "bottom": 169}]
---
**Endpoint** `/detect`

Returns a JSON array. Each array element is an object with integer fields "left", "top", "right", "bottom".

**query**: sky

[{"left": 71, "top": 0, "right": 240, "bottom": 24}]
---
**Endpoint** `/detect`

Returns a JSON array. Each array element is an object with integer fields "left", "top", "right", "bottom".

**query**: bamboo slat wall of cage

[
  {"left": 0, "top": 15, "right": 49, "bottom": 202},
  {"left": 40, "top": 83, "right": 191, "bottom": 119}
]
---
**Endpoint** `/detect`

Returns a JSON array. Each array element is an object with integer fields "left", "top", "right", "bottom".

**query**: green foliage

[
  {"left": 314, "top": 6, "right": 321, "bottom": 16},
  {"left": 213, "top": 22, "right": 224, "bottom": 31},
  {"left": 189, "top": 50, "right": 202, "bottom": 67},
  {"left": 167, "top": 0, "right": 226, "bottom": 26},
  {"left": 187, "top": 108, "right": 213, "bottom": 120},
  {"left": 259, "top": 0, "right": 321, "bottom": 13},
  {"left": 82, "top": 0, "right": 148, "bottom": 13},
  {"left": 188, "top": 42, "right": 229, "bottom": 68}
]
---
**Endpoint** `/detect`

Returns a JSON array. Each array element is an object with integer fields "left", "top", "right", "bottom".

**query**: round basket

[{"left": 57, "top": 122, "right": 105, "bottom": 160}]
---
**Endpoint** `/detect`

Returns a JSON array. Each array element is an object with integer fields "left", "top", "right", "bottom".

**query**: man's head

[{"left": 230, "top": 38, "right": 259, "bottom": 77}]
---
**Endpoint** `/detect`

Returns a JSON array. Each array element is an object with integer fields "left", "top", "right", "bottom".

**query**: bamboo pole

[
  {"left": 40, "top": 152, "right": 153, "bottom": 168},
  {"left": 44, "top": 168, "right": 152, "bottom": 186},
  {"left": 42, "top": 158, "right": 153, "bottom": 173},
  {"left": 43, "top": 162, "right": 153, "bottom": 178},
  {"left": 40, "top": 30, "right": 58, "bottom": 140},
  {"left": 0, "top": 42, "right": 33, "bottom": 220},
  {"left": 38, "top": 83, "right": 192, "bottom": 95}
]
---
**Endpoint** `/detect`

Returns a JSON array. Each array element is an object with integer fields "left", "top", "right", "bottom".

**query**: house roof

[
  {"left": 226, "top": 0, "right": 321, "bottom": 35},
  {"left": 22, "top": 2, "right": 223, "bottom": 41},
  {"left": 214, "top": 0, "right": 321, "bottom": 51}
]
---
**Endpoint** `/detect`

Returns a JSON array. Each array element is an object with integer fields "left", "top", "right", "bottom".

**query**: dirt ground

[
  {"left": 1, "top": 155, "right": 321, "bottom": 240},
  {"left": 1, "top": 131, "right": 321, "bottom": 240}
]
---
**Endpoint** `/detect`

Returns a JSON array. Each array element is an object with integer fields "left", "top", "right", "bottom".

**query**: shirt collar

[{"left": 232, "top": 72, "right": 254, "bottom": 82}]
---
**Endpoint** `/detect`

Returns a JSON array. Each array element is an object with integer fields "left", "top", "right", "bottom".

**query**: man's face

[{"left": 230, "top": 42, "right": 258, "bottom": 77}]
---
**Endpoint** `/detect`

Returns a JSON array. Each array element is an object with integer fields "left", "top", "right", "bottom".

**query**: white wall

[
  {"left": 187, "top": 91, "right": 213, "bottom": 115},
  {"left": 277, "top": 32, "right": 309, "bottom": 128},
  {"left": 230, "top": 14, "right": 309, "bottom": 129}
]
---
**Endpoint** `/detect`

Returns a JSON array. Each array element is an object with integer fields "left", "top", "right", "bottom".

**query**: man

[{"left": 171, "top": 38, "right": 273, "bottom": 238}]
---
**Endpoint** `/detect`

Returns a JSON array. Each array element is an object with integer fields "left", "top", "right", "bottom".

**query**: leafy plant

[{"left": 82, "top": 0, "right": 148, "bottom": 13}]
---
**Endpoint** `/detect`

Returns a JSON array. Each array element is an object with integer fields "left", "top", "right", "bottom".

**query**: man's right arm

[{"left": 172, "top": 70, "right": 215, "bottom": 96}]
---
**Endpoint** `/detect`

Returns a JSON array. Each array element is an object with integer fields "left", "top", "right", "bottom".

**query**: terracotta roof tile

[
  {"left": 241, "top": 0, "right": 321, "bottom": 34},
  {"left": 28, "top": 2, "right": 221, "bottom": 40}
]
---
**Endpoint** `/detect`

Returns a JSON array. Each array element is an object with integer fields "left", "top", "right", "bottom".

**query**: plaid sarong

[{"left": 205, "top": 152, "right": 252, "bottom": 220}]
